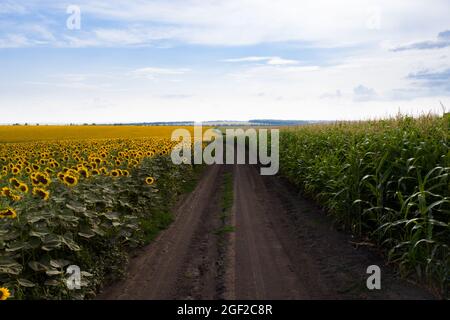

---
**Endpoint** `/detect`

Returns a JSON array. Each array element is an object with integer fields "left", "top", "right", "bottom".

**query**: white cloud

[
  {"left": 353, "top": 85, "right": 378, "bottom": 101},
  {"left": 224, "top": 56, "right": 299, "bottom": 65},
  {"left": 0, "top": 0, "right": 448, "bottom": 48},
  {"left": 130, "top": 67, "right": 190, "bottom": 80},
  {"left": 0, "top": 2, "right": 27, "bottom": 15},
  {"left": 67, "top": 0, "right": 450, "bottom": 46},
  {"left": 266, "top": 57, "right": 299, "bottom": 65},
  {"left": 224, "top": 57, "right": 273, "bottom": 63},
  {"left": 0, "top": 34, "right": 29, "bottom": 48}
]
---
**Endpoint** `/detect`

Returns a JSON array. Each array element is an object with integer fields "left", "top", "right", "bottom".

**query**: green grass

[
  {"left": 142, "top": 164, "right": 205, "bottom": 244},
  {"left": 215, "top": 170, "right": 235, "bottom": 235},
  {"left": 140, "top": 210, "right": 174, "bottom": 244},
  {"left": 214, "top": 225, "right": 236, "bottom": 236},
  {"left": 221, "top": 172, "right": 234, "bottom": 216},
  {"left": 280, "top": 114, "right": 449, "bottom": 296},
  {"left": 181, "top": 164, "right": 205, "bottom": 194}
]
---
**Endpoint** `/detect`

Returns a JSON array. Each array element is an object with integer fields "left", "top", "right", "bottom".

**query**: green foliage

[
  {"left": 280, "top": 115, "right": 449, "bottom": 296},
  {"left": 221, "top": 172, "right": 234, "bottom": 215},
  {"left": 0, "top": 156, "right": 193, "bottom": 299}
]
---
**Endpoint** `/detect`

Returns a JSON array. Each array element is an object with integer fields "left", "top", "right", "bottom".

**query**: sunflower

[
  {"left": 1, "top": 187, "right": 11, "bottom": 197},
  {"left": 77, "top": 167, "right": 89, "bottom": 178},
  {"left": 0, "top": 287, "right": 10, "bottom": 300},
  {"left": 57, "top": 172, "right": 66, "bottom": 182},
  {"left": 145, "top": 177, "right": 155, "bottom": 185},
  {"left": 31, "top": 177, "right": 40, "bottom": 186},
  {"left": 11, "top": 166, "right": 20, "bottom": 175},
  {"left": 32, "top": 187, "right": 50, "bottom": 201},
  {"left": 63, "top": 174, "right": 78, "bottom": 187},
  {"left": 121, "top": 170, "right": 130, "bottom": 177},
  {"left": 9, "top": 178, "right": 20, "bottom": 188},
  {"left": 0, "top": 208, "right": 17, "bottom": 219},
  {"left": 18, "top": 183, "right": 29, "bottom": 193},
  {"left": 36, "top": 172, "right": 51, "bottom": 186},
  {"left": 129, "top": 159, "right": 139, "bottom": 167},
  {"left": 11, "top": 194, "right": 21, "bottom": 202},
  {"left": 110, "top": 169, "right": 120, "bottom": 177}
]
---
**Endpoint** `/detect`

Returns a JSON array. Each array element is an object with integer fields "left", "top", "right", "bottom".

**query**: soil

[{"left": 98, "top": 163, "right": 435, "bottom": 300}]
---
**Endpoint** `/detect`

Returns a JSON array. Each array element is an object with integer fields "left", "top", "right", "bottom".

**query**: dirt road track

[
  {"left": 99, "top": 163, "right": 434, "bottom": 300},
  {"left": 98, "top": 165, "right": 224, "bottom": 299}
]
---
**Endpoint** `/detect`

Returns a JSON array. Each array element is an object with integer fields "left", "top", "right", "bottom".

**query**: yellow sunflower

[
  {"left": 63, "top": 174, "right": 78, "bottom": 187},
  {"left": 110, "top": 169, "right": 120, "bottom": 177},
  {"left": 0, "top": 287, "right": 11, "bottom": 300},
  {"left": 0, "top": 208, "right": 17, "bottom": 219},
  {"left": 35, "top": 172, "right": 51, "bottom": 186},
  {"left": 18, "top": 183, "right": 29, "bottom": 193},
  {"left": 32, "top": 187, "right": 50, "bottom": 201},
  {"left": 77, "top": 167, "right": 90, "bottom": 178},
  {"left": 145, "top": 177, "right": 155, "bottom": 185},
  {"left": 1, "top": 187, "right": 11, "bottom": 197},
  {"left": 9, "top": 178, "right": 20, "bottom": 188}
]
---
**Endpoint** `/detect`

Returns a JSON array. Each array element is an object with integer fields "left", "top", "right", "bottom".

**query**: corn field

[{"left": 280, "top": 115, "right": 449, "bottom": 296}]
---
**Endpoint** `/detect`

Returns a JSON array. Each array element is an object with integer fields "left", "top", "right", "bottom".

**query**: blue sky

[{"left": 0, "top": 0, "right": 449, "bottom": 124}]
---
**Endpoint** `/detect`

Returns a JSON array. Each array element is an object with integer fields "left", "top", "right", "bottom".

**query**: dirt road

[
  {"left": 98, "top": 165, "right": 225, "bottom": 299},
  {"left": 99, "top": 163, "right": 434, "bottom": 300}
]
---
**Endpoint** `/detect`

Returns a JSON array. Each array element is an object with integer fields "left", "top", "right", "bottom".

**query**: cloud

[
  {"left": 0, "top": 2, "right": 27, "bottom": 14},
  {"left": 2, "top": 0, "right": 449, "bottom": 48},
  {"left": 224, "top": 56, "right": 299, "bottom": 66},
  {"left": 130, "top": 67, "right": 190, "bottom": 80},
  {"left": 407, "top": 68, "right": 450, "bottom": 93},
  {"left": 0, "top": 24, "right": 56, "bottom": 48},
  {"left": 320, "top": 90, "right": 342, "bottom": 99},
  {"left": 159, "top": 94, "right": 193, "bottom": 99},
  {"left": 0, "top": 34, "right": 29, "bottom": 48},
  {"left": 224, "top": 56, "right": 273, "bottom": 63},
  {"left": 353, "top": 85, "right": 378, "bottom": 101},
  {"left": 408, "top": 68, "right": 450, "bottom": 81},
  {"left": 392, "top": 29, "right": 450, "bottom": 51},
  {"left": 438, "top": 30, "right": 450, "bottom": 40}
]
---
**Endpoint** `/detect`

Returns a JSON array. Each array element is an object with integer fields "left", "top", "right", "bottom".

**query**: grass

[
  {"left": 142, "top": 164, "right": 205, "bottom": 244},
  {"left": 214, "top": 225, "right": 236, "bottom": 236},
  {"left": 220, "top": 171, "right": 234, "bottom": 219},
  {"left": 181, "top": 164, "right": 206, "bottom": 194},
  {"left": 140, "top": 210, "right": 174, "bottom": 244},
  {"left": 216, "top": 170, "right": 235, "bottom": 234}
]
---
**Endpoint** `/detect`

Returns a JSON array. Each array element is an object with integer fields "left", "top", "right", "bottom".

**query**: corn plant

[{"left": 280, "top": 114, "right": 449, "bottom": 296}]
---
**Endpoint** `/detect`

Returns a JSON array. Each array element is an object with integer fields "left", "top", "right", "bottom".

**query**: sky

[{"left": 0, "top": 0, "right": 449, "bottom": 124}]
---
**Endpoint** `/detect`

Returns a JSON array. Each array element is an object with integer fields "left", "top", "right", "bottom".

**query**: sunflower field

[
  {"left": 0, "top": 128, "right": 196, "bottom": 299},
  {"left": 280, "top": 115, "right": 449, "bottom": 296}
]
